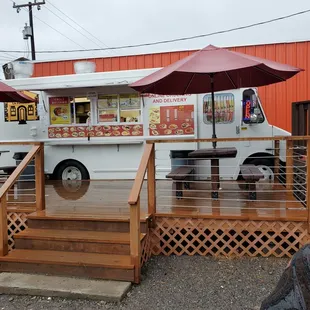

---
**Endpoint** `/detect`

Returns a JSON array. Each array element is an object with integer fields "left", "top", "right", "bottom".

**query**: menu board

[
  {"left": 48, "top": 124, "right": 143, "bottom": 138},
  {"left": 120, "top": 94, "right": 140, "bottom": 110},
  {"left": 49, "top": 97, "right": 71, "bottom": 125},
  {"left": 203, "top": 93, "right": 234, "bottom": 124},
  {"left": 98, "top": 95, "right": 118, "bottom": 109},
  {"left": 149, "top": 105, "right": 194, "bottom": 136}
]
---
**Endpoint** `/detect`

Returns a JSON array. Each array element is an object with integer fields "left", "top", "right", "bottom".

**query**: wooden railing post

[
  {"left": 286, "top": 139, "right": 293, "bottom": 190},
  {"left": 274, "top": 140, "right": 280, "bottom": 180},
  {"left": 0, "top": 196, "right": 8, "bottom": 256},
  {"left": 130, "top": 197, "right": 141, "bottom": 284},
  {"left": 147, "top": 143, "right": 156, "bottom": 215},
  {"left": 35, "top": 143, "right": 45, "bottom": 211},
  {"left": 307, "top": 139, "right": 310, "bottom": 233}
]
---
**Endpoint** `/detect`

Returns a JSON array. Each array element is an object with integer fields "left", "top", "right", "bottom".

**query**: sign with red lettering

[{"left": 243, "top": 100, "right": 252, "bottom": 121}]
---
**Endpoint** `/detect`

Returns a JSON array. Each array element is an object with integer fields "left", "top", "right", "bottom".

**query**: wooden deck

[{"left": 31, "top": 180, "right": 307, "bottom": 222}]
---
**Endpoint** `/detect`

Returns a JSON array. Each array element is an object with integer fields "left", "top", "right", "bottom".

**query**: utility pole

[{"left": 13, "top": 1, "right": 45, "bottom": 60}]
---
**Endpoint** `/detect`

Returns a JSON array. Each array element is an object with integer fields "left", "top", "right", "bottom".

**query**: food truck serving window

[
  {"left": 49, "top": 96, "right": 90, "bottom": 125},
  {"left": 97, "top": 94, "right": 141, "bottom": 124},
  {"left": 203, "top": 93, "right": 235, "bottom": 124},
  {"left": 242, "top": 89, "right": 264, "bottom": 124}
]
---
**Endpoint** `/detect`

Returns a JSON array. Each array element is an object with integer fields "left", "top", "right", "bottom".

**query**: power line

[
  {"left": 2, "top": 8, "right": 310, "bottom": 54},
  {"left": 0, "top": 51, "right": 18, "bottom": 59},
  {"left": 34, "top": 14, "right": 90, "bottom": 51},
  {"left": 45, "top": 1, "right": 115, "bottom": 55},
  {"left": 43, "top": 4, "right": 106, "bottom": 50},
  {"left": 9, "top": 0, "right": 89, "bottom": 53}
]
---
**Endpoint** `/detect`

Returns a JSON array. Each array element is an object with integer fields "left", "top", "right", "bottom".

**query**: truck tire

[
  {"left": 54, "top": 160, "right": 89, "bottom": 181},
  {"left": 247, "top": 158, "right": 274, "bottom": 181}
]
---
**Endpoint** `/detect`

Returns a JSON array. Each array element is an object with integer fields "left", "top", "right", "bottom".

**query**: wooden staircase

[{"left": 0, "top": 211, "right": 150, "bottom": 283}]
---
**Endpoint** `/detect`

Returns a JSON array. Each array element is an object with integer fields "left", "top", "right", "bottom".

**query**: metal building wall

[{"left": 32, "top": 41, "right": 310, "bottom": 132}]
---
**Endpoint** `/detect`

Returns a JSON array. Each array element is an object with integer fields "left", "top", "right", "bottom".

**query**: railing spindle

[
  {"left": 0, "top": 196, "right": 8, "bottom": 256},
  {"left": 307, "top": 139, "right": 310, "bottom": 233},
  {"left": 130, "top": 197, "right": 141, "bottom": 284},
  {"left": 286, "top": 139, "right": 293, "bottom": 190},
  {"left": 274, "top": 140, "right": 280, "bottom": 180},
  {"left": 35, "top": 143, "right": 45, "bottom": 211},
  {"left": 147, "top": 143, "right": 156, "bottom": 215}
]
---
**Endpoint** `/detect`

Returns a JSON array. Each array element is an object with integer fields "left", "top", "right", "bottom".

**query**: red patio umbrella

[
  {"left": 0, "top": 81, "right": 35, "bottom": 103},
  {"left": 130, "top": 45, "right": 303, "bottom": 147}
]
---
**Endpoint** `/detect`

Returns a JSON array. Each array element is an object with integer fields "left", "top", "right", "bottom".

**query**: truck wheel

[
  {"left": 247, "top": 158, "right": 274, "bottom": 181},
  {"left": 54, "top": 160, "right": 89, "bottom": 180}
]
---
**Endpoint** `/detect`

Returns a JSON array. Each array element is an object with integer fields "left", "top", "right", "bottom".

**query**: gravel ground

[{"left": 0, "top": 255, "right": 288, "bottom": 310}]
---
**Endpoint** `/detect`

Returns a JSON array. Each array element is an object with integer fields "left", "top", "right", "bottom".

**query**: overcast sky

[{"left": 0, "top": 0, "right": 309, "bottom": 75}]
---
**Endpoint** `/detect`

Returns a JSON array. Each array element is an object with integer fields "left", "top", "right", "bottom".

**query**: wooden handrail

[
  {"left": 0, "top": 142, "right": 41, "bottom": 145},
  {"left": 0, "top": 143, "right": 42, "bottom": 256},
  {"left": 128, "top": 143, "right": 154, "bottom": 205},
  {"left": 0, "top": 145, "right": 41, "bottom": 199},
  {"left": 147, "top": 135, "right": 310, "bottom": 144}
]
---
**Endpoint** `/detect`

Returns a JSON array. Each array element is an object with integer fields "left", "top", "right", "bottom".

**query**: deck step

[
  {"left": 14, "top": 229, "right": 145, "bottom": 254},
  {"left": 27, "top": 211, "right": 150, "bottom": 233},
  {"left": 0, "top": 249, "right": 134, "bottom": 282}
]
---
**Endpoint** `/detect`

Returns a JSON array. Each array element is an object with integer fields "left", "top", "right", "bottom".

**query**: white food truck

[{"left": 0, "top": 67, "right": 290, "bottom": 181}]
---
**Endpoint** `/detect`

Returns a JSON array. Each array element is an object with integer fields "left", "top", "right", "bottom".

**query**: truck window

[
  {"left": 242, "top": 89, "right": 264, "bottom": 124},
  {"left": 71, "top": 97, "right": 91, "bottom": 124},
  {"left": 203, "top": 93, "right": 235, "bottom": 124},
  {"left": 97, "top": 93, "right": 141, "bottom": 124}
]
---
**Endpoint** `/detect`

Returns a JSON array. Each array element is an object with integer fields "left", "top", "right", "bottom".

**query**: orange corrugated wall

[{"left": 33, "top": 41, "right": 310, "bottom": 132}]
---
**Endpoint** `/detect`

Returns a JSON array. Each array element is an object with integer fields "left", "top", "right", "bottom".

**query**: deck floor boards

[{"left": 4, "top": 179, "right": 307, "bottom": 221}]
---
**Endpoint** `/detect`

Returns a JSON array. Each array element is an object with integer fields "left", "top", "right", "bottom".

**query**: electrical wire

[
  {"left": 2, "top": 7, "right": 310, "bottom": 54},
  {"left": 45, "top": 0, "right": 115, "bottom": 55},
  {"left": 8, "top": 0, "right": 90, "bottom": 52}
]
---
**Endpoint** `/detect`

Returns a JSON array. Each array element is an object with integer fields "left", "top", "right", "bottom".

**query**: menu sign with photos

[
  {"left": 149, "top": 105, "right": 194, "bottom": 136},
  {"left": 49, "top": 97, "right": 71, "bottom": 125},
  {"left": 203, "top": 93, "right": 235, "bottom": 124}
]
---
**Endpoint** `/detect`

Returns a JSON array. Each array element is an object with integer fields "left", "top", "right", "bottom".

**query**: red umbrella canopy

[
  {"left": 0, "top": 81, "right": 35, "bottom": 103},
  {"left": 129, "top": 45, "right": 303, "bottom": 94}
]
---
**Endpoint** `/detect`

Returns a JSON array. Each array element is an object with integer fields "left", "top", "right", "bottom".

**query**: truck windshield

[{"left": 242, "top": 89, "right": 264, "bottom": 124}]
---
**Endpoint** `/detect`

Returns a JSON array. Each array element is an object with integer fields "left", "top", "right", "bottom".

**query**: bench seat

[
  {"left": 240, "top": 165, "right": 264, "bottom": 200},
  {"left": 166, "top": 166, "right": 194, "bottom": 198}
]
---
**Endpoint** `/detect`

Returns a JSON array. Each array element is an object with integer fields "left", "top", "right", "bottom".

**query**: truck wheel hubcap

[
  {"left": 257, "top": 165, "right": 274, "bottom": 181},
  {"left": 62, "top": 166, "right": 82, "bottom": 180}
]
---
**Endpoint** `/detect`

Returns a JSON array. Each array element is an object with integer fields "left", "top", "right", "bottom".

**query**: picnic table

[{"left": 188, "top": 147, "right": 238, "bottom": 199}]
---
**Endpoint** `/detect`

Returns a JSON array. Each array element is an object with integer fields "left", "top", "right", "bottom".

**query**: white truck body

[{"left": 0, "top": 68, "right": 290, "bottom": 180}]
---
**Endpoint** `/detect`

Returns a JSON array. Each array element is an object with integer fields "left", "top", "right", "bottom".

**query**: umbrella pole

[{"left": 210, "top": 74, "right": 217, "bottom": 148}]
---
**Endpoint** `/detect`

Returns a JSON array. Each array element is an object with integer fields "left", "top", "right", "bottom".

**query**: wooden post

[
  {"left": 130, "top": 197, "right": 141, "bottom": 284},
  {"left": 35, "top": 143, "right": 45, "bottom": 211},
  {"left": 274, "top": 140, "right": 280, "bottom": 181},
  {"left": 286, "top": 139, "right": 293, "bottom": 190},
  {"left": 0, "top": 196, "right": 8, "bottom": 256},
  {"left": 147, "top": 144, "right": 156, "bottom": 215},
  {"left": 307, "top": 139, "right": 310, "bottom": 233}
]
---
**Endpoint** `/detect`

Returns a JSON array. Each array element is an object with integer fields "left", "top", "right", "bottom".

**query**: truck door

[
  {"left": 196, "top": 90, "right": 242, "bottom": 180},
  {"left": 238, "top": 88, "right": 274, "bottom": 181}
]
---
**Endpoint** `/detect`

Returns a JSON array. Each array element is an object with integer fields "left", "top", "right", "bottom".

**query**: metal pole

[
  {"left": 210, "top": 73, "right": 217, "bottom": 148},
  {"left": 28, "top": 2, "right": 35, "bottom": 60},
  {"left": 13, "top": 1, "right": 45, "bottom": 61}
]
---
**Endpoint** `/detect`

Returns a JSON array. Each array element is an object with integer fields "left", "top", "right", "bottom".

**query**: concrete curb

[{"left": 0, "top": 273, "right": 131, "bottom": 302}]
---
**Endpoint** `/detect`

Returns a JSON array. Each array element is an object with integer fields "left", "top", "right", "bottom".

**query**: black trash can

[
  {"left": 13, "top": 152, "right": 35, "bottom": 181},
  {"left": 170, "top": 150, "right": 195, "bottom": 169}
]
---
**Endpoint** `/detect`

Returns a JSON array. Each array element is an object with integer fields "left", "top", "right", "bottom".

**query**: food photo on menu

[{"left": 149, "top": 105, "right": 194, "bottom": 136}]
